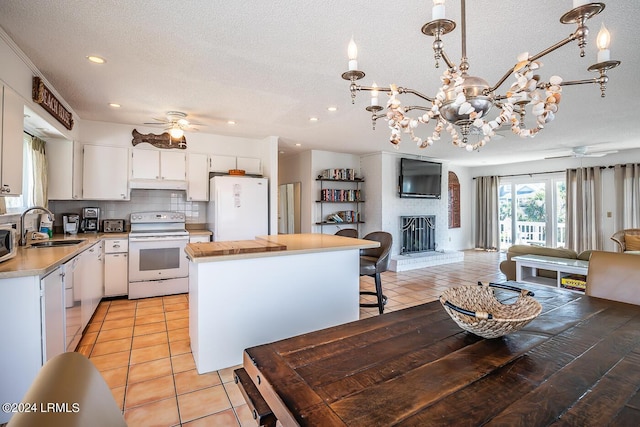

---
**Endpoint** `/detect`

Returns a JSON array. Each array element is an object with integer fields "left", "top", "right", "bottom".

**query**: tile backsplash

[{"left": 49, "top": 189, "right": 207, "bottom": 228}]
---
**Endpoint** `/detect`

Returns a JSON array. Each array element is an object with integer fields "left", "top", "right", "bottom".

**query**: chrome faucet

[{"left": 19, "top": 206, "right": 54, "bottom": 246}]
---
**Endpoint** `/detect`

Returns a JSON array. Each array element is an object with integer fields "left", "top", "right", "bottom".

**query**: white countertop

[{"left": 186, "top": 233, "right": 379, "bottom": 263}]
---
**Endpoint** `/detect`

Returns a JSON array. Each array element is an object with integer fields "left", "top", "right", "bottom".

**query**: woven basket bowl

[{"left": 439, "top": 282, "right": 542, "bottom": 339}]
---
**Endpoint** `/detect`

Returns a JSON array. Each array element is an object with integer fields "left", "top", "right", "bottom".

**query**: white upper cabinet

[
  {"left": 131, "top": 149, "right": 187, "bottom": 189},
  {"left": 1, "top": 85, "right": 24, "bottom": 196},
  {"left": 131, "top": 149, "right": 159, "bottom": 180},
  {"left": 160, "top": 151, "right": 186, "bottom": 180},
  {"left": 237, "top": 157, "right": 262, "bottom": 175},
  {"left": 209, "top": 155, "right": 237, "bottom": 173},
  {"left": 46, "top": 139, "right": 82, "bottom": 200},
  {"left": 82, "top": 145, "right": 129, "bottom": 200},
  {"left": 209, "top": 155, "right": 261, "bottom": 175},
  {"left": 187, "top": 153, "right": 209, "bottom": 201}
]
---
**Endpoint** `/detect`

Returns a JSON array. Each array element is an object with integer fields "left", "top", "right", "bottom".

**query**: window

[
  {"left": 4, "top": 133, "right": 33, "bottom": 212},
  {"left": 5, "top": 133, "right": 46, "bottom": 213},
  {"left": 499, "top": 173, "right": 566, "bottom": 249}
]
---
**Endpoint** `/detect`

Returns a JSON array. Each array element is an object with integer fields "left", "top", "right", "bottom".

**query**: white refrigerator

[{"left": 207, "top": 176, "right": 269, "bottom": 241}]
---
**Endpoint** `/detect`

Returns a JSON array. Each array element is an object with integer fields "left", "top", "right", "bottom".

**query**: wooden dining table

[{"left": 241, "top": 282, "right": 640, "bottom": 426}]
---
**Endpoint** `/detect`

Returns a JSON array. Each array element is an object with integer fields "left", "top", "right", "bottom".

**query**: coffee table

[{"left": 512, "top": 254, "right": 588, "bottom": 291}]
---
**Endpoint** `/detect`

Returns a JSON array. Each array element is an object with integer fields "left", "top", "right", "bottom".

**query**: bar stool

[
  {"left": 335, "top": 228, "right": 358, "bottom": 238},
  {"left": 360, "top": 231, "right": 392, "bottom": 314}
]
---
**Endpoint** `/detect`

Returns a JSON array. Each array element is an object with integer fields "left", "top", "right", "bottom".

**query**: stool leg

[{"left": 374, "top": 272, "right": 385, "bottom": 314}]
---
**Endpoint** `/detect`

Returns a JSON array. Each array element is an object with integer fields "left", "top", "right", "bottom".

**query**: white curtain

[
  {"left": 475, "top": 176, "right": 499, "bottom": 250},
  {"left": 566, "top": 167, "right": 603, "bottom": 252},
  {"left": 614, "top": 163, "right": 640, "bottom": 229},
  {"left": 24, "top": 134, "right": 48, "bottom": 207}
]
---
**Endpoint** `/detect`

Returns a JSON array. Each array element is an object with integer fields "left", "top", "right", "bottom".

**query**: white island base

[{"left": 187, "top": 234, "right": 378, "bottom": 373}]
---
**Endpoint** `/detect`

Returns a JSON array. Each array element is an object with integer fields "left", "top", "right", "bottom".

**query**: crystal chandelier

[{"left": 342, "top": 0, "right": 620, "bottom": 151}]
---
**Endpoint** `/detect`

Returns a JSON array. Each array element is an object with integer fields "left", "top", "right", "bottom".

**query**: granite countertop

[{"left": 186, "top": 233, "right": 379, "bottom": 263}]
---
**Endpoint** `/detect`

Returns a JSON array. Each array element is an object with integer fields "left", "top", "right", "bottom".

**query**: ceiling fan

[
  {"left": 544, "top": 145, "right": 618, "bottom": 160},
  {"left": 144, "top": 111, "right": 202, "bottom": 138}
]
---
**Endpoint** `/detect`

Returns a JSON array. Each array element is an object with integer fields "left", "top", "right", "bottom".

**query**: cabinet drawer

[{"left": 104, "top": 239, "right": 128, "bottom": 253}]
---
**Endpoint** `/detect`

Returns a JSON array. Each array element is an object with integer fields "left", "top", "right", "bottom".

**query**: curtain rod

[
  {"left": 473, "top": 170, "right": 565, "bottom": 179},
  {"left": 23, "top": 130, "right": 34, "bottom": 138},
  {"left": 474, "top": 163, "right": 639, "bottom": 179}
]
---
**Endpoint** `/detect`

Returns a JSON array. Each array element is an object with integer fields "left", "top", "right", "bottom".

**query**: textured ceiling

[{"left": 0, "top": 0, "right": 638, "bottom": 166}]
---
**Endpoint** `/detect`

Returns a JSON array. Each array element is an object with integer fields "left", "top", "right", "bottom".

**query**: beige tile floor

[{"left": 76, "top": 249, "right": 505, "bottom": 426}]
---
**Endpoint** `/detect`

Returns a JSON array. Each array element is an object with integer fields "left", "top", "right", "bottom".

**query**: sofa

[{"left": 500, "top": 244, "right": 592, "bottom": 281}]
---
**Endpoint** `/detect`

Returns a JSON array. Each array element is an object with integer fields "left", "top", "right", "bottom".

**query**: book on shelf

[{"left": 320, "top": 168, "right": 357, "bottom": 180}]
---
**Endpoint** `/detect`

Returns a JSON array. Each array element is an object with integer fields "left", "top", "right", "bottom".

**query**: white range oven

[{"left": 128, "top": 211, "right": 189, "bottom": 299}]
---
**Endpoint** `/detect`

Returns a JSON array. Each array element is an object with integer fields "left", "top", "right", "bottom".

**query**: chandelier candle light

[{"left": 342, "top": 0, "right": 620, "bottom": 151}]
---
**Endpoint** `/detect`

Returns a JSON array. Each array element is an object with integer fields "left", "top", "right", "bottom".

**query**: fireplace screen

[{"left": 401, "top": 216, "right": 435, "bottom": 254}]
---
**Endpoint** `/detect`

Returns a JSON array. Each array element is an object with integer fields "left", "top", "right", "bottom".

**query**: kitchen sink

[{"left": 30, "top": 239, "right": 85, "bottom": 248}]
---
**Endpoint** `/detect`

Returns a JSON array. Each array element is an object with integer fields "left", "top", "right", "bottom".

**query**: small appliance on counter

[
  {"left": 0, "top": 223, "right": 16, "bottom": 263},
  {"left": 81, "top": 207, "right": 100, "bottom": 233},
  {"left": 103, "top": 219, "right": 125, "bottom": 233},
  {"left": 62, "top": 213, "right": 80, "bottom": 235}
]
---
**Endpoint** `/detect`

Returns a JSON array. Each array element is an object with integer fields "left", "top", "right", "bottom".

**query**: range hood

[{"left": 129, "top": 179, "right": 188, "bottom": 190}]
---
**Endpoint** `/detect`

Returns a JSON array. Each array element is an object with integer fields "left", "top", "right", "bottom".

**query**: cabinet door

[
  {"left": 161, "top": 151, "right": 186, "bottom": 180},
  {"left": 189, "top": 235, "right": 211, "bottom": 243},
  {"left": 46, "top": 138, "right": 84, "bottom": 200},
  {"left": 83, "top": 145, "right": 129, "bottom": 200},
  {"left": 209, "top": 155, "right": 236, "bottom": 172},
  {"left": 131, "top": 149, "right": 160, "bottom": 180},
  {"left": 1, "top": 86, "right": 24, "bottom": 195},
  {"left": 237, "top": 157, "right": 261, "bottom": 175},
  {"left": 41, "top": 267, "right": 65, "bottom": 362},
  {"left": 104, "top": 253, "right": 128, "bottom": 297},
  {"left": 78, "top": 243, "right": 104, "bottom": 329},
  {"left": 187, "top": 153, "right": 209, "bottom": 201}
]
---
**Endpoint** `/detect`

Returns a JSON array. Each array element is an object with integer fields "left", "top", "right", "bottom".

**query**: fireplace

[{"left": 401, "top": 216, "right": 435, "bottom": 254}]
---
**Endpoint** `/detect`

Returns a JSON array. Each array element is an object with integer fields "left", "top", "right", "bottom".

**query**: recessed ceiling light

[
  {"left": 227, "top": 120, "right": 236, "bottom": 125},
  {"left": 86, "top": 55, "right": 106, "bottom": 64},
  {"left": 108, "top": 103, "right": 121, "bottom": 108},
  {"left": 279, "top": 150, "right": 285, "bottom": 154},
  {"left": 327, "top": 106, "right": 338, "bottom": 112},
  {"left": 309, "top": 117, "right": 318, "bottom": 122},
  {"left": 295, "top": 143, "right": 302, "bottom": 147}
]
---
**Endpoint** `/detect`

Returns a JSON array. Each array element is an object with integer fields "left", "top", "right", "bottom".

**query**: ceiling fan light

[{"left": 169, "top": 127, "right": 184, "bottom": 139}]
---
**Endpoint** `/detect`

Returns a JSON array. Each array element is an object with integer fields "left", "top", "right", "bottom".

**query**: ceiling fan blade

[
  {"left": 584, "top": 150, "right": 618, "bottom": 157},
  {"left": 544, "top": 154, "right": 572, "bottom": 160}
]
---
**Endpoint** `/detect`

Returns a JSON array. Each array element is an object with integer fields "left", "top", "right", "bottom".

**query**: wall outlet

[{"left": 607, "top": 211, "right": 612, "bottom": 218}]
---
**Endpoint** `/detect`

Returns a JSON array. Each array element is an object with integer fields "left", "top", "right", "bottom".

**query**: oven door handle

[{"left": 129, "top": 236, "right": 189, "bottom": 242}]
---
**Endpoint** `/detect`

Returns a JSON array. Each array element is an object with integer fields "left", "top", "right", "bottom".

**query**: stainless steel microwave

[{"left": 0, "top": 224, "right": 17, "bottom": 263}]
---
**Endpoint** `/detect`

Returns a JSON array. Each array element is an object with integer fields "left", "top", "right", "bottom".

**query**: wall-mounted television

[{"left": 399, "top": 158, "right": 442, "bottom": 199}]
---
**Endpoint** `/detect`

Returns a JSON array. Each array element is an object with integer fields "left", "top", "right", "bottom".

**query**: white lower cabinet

[
  {"left": 0, "top": 269, "right": 66, "bottom": 424},
  {"left": 104, "top": 238, "right": 129, "bottom": 297},
  {"left": 41, "top": 267, "right": 65, "bottom": 362},
  {"left": 78, "top": 241, "right": 105, "bottom": 330},
  {"left": 190, "top": 234, "right": 211, "bottom": 243}
]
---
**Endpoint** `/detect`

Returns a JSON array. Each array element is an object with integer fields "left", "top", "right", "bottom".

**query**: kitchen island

[{"left": 185, "top": 233, "right": 379, "bottom": 373}]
